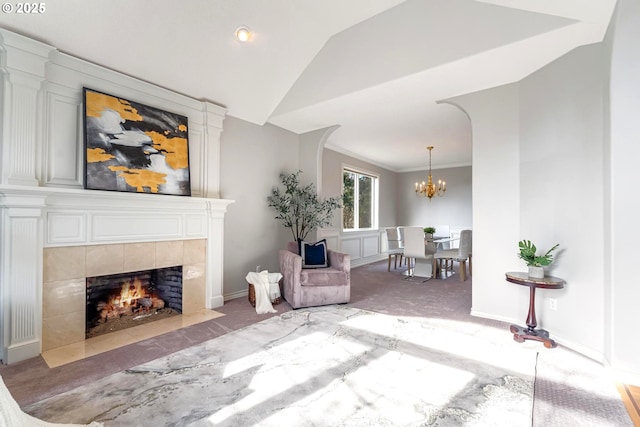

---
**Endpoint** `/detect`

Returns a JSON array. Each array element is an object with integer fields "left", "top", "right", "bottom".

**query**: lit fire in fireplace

[
  {"left": 86, "top": 267, "right": 182, "bottom": 339},
  {"left": 97, "top": 278, "right": 165, "bottom": 322}
]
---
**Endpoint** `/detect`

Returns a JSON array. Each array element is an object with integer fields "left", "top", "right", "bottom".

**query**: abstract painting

[{"left": 83, "top": 88, "right": 191, "bottom": 196}]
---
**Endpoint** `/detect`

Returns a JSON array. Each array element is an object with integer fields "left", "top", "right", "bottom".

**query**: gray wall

[
  {"left": 220, "top": 116, "right": 299, "bottom": 298},
  {"left": 606, "top": 0, "right": 640, "bottom": 381},
  {"left": 519, "top": 43, "right": 605, "bottom": 352},
  {"left": 397, "top": 166, "right": 472, "bottom": 231},
  {"left": 444, "top": 36, "right": 632, "bottom": 370}
]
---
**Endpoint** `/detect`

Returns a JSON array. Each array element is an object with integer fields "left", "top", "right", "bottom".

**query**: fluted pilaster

[
  {"left": 0, "top": 29, "right": 54, "bottom": 186},
  {"left": 0, "top": 194, "right": 46, "bottom": 363}
]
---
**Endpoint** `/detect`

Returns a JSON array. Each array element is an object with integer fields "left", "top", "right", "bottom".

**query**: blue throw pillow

[{"left": 299, "top": 239, "right": 328, "bottom": 269}]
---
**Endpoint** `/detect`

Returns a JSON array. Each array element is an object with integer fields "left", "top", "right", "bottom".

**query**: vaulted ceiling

[{"left": 0, "top": 0, "right": 616, "bottom": 171}]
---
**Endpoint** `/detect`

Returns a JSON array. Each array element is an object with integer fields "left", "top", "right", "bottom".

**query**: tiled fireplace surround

[{"left": 43, "top": 239, "right": 206, "bottom": 352}]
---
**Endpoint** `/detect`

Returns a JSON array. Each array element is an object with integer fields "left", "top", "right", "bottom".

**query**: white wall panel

[
  {"left": 188, "top": 127, "right": 205, "bottom": 197},
  {"left": 362, "top": 235, "right": 380, "bottom": 258},
  {"left": 91, "top": 214, "right": 183, "bottom": 242},
  {"left": 340, "top": 237, "right": 361, "bottom": 260},
  {"left": 43, "top": 87, "right": 83, "bottom": 186},
  {"left": 46, "top": 212, "right": 86, "bottom": 244},
  {"left": 186, "top": 215, "right": 206, "bottom": 237}
]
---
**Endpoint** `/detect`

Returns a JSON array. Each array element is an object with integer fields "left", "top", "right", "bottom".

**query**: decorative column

[
  {"left": 202, "top": 101, "right": 226, "bottom": 199},
  {"left": 0, "top": 193, "right": 46, "bottom": 364},
  {"left": 205, "top": 199, "right": 234, "bottom": 308},
  {"left": 0, "top": 30, "right": 54, "bottom": 186}
]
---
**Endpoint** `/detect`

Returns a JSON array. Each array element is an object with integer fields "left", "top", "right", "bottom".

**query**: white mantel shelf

[
  {"left": 0, "top": 185, "right": 234, "bottom": 246},
  {"left": 0, "top": 184, "right": 234, "bottom": 210},
  {"left": 0, "top": 185, "right": 234, "bottom": 364}
]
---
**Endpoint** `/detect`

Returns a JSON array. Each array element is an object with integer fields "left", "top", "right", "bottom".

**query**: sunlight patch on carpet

[{"left": 25, "top": 306, "right": 537, "bottom": 426}]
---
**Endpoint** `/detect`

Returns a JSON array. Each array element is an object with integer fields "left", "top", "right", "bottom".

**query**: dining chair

[
  {"left": 403, "top": 226, "right": 435, "bottom": 281},
  {"left": 397, "top": 226, "right": 408, "bottom": 268},
  {"left": 385, "top": 227, "right": 404, "bottom": 271},
  {"left": 433, "top": 229, "right": 472, "bottom": 282}
]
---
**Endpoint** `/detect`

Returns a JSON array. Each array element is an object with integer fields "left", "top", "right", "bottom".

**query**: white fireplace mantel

[{"left": 0, "top": 185, "right": 233, "bottom": 364}]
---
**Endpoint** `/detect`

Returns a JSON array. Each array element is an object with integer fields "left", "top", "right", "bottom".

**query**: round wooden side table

[{"left": 505, "top": 272, "right": 565, "bottom": 348}]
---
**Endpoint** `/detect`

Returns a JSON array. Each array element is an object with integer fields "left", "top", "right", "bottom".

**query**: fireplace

[
  {"left": 1, "top": 180, "right": 232, "bottom": 364},
  {"left": 86, "top": 266, "right": 183, "bottom": 339}
]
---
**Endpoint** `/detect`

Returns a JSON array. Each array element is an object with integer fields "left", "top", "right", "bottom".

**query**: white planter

[{"left": 528, "top": 266, "right": 544, "bottom": 278}]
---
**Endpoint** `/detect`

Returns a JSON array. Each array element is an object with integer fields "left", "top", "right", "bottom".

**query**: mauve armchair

[{"left": 279, "top": 242, "right": 351, "bottom": 309}]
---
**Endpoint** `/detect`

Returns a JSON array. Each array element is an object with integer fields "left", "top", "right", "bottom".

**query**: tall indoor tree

[{"left": 268, "top": 171, "right": 342, "bottom": 241}]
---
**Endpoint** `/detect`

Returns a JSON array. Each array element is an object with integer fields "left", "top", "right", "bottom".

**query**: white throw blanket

[
  {"left": 245, "top": 270, "right": 279, "bottom": 314},
  {"left": 0, "top": 375, "right": 103, "bottom": 427}
]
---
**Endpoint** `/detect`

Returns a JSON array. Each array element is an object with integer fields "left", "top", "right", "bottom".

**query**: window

[{"left": 343, "top": 167, "right": 378, "bottom": 231}]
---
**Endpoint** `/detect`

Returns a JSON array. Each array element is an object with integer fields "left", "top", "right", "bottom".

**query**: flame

[{"left": 110, "top": 278, "right": 147, "bottom": 308}]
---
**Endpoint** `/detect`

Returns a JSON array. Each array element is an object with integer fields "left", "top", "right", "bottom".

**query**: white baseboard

[
  {"left": 606, "top": 365, "right": 640, "bottom": 387},
  {"left": 351, "top": 254, "right": 386, "bottom": 268},
  {"left": 470, "top": 309, "right": 519, "bottom": 326},
  {"left": 224, "top": 289, "right": 248, "bottom": 301},
  {"left": 471, "top": 309, "right": 604, "bottom": 363}
]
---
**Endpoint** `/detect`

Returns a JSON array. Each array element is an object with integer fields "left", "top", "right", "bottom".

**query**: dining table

[{"left": 431, "top": 236, "right": 459, "bottom": 250}]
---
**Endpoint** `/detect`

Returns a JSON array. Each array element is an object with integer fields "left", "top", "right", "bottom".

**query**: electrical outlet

[
  {"left": 548, "top": 298, "right": 557, "bottom": 311},
  {"left": 256, "top": 265, "right": 261, "bottom": 272}
]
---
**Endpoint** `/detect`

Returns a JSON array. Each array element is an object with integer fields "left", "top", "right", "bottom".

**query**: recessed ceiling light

[{"left": 235, "top": 26, "right": 252, "bottom": 43}]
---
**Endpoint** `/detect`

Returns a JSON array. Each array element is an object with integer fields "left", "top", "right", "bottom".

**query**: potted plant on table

[
  {"left": 423, "top": 226, "right": 436, "bottom": 240},
  {"left": 518, "top": 240, "right": 560, "bottom": 278}
]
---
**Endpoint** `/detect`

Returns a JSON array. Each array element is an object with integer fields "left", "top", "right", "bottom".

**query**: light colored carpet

[{"left": 24, "top": 306, "right": 538, "bottom": 426}]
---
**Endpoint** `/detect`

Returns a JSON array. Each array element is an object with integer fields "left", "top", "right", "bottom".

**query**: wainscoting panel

[
  {"left": 337, "top": 231, "right": 386, "bottom": 267},
  {"left": 340, "top": 237, "right": 362, "bottom": 261},
  {"left": 362, "top": 235, "right": 380, "bottom": 258}
]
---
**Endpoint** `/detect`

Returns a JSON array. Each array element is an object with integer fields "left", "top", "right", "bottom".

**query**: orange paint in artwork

[
  {"left": 85, "top": 91, "right": 143, "bottom": 121},
  {"left": 178, "top": 124, "right": 187, "bottom": 132},
  {"left": 108, "top": 166, "right": 167, "bottom": 193},
  {"left": 145, "top": 131, "right": 189, "bottom": 170},
  {"left": 86, "top": 148, "right": 115, "bottom": 163}
]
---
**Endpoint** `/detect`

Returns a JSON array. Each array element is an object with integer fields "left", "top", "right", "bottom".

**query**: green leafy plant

[
  {"left": 267, "top": 171, "right": 342, "bottom": 241},
  {"left": 518, "top": 240, "right": 560, "bottom": 267},
  {"left": 423, "top": 226, "right": 436, "bottom": 235}
]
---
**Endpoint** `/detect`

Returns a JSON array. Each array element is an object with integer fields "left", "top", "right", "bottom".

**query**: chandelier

[{"left": 415, "top": 146, "right": 446, "bottom": 199}]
